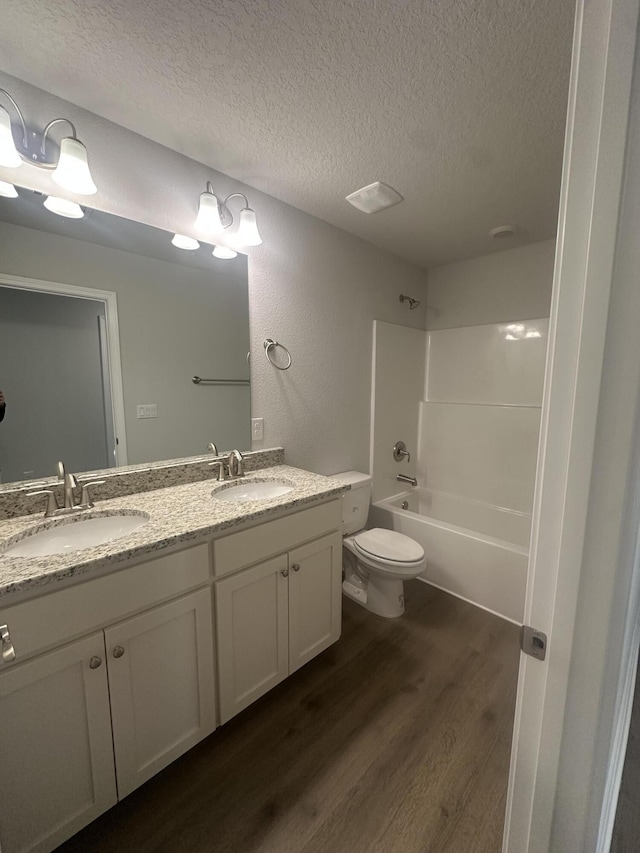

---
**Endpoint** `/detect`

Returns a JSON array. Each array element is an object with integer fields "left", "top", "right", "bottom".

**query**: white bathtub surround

[
  {"left": 369, "top": 314, "right": 549, "bottom": 623},
  {"left": 370, "top": 321, "right": 426, "bottom": 502},
  {"left": 426, "top": 319, "right": 549, "bottom": 406},
  {"left": 419, "top": 401, "right": 542, "bottom": 513},
  {"left": 369, "top": 489, "right": 529, "bottom": 623}
]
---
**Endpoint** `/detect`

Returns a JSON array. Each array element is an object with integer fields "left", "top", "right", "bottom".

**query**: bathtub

[{"left": 368, "top": 489, "right": 529, "bottom": 623}]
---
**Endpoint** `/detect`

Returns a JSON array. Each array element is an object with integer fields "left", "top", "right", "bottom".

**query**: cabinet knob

[
  {"left": 281, "top": 569, "right": 289, "bottom": 577},
  {"left": 89, "top": 656, "right": 102, "bottom": 669},
  {"left": 113, "top": 646, "right": 125, "bottom": 659},
  {"left": 0, "top": 624, "right": 16, "bottom": 664},
  {"left": 292, "top": 563, "right": 301, "bottom": 572}
]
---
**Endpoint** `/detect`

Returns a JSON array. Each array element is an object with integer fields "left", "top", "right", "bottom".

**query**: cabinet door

[
  {"left": 288, "top": 532, "right": 342, "bottom": 673},
  {"left": 105, "top": 587, "right": 216, "bottom": 799},
  {"left": 0, "top": 633, "right": 116, "bottom": 853},
  {"left": 216, "top": 553, "right": 289, "bottom": 723}
]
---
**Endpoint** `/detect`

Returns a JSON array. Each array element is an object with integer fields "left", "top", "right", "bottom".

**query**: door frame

[
  {"left": 0, "top": 272, "right": 128, "bottom": 468},
  {"left": 503, "top": 0, "right": 640, "bottom": 850}
]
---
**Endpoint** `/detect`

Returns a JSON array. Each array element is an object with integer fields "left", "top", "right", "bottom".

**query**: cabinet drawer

[
  {"left": 0, "top": 544, "right": 210, "bottom": 662},
  {"left": 213, "top": 499, "right": 342, "bottom": 578}
]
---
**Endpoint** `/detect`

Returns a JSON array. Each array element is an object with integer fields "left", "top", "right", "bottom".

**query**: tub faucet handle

[{"left": 393, "top": 441, "right": 411, "bottom": 463}]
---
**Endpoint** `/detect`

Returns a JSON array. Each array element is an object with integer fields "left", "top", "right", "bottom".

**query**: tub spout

[{"left": 397, "top": 474, "right": 417, "bottom": 487}]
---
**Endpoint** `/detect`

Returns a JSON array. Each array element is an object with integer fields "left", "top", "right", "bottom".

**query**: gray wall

[
  {"left": 0, "top": 71, "right": 429, "bottom": 476},
  {"left": 0, "top": 288, "right": 109, "bottom": 481},
  {"left": 426, "top": 239, "right": 556, "bottom": 329},
  {"left": 0, "top": 220, "right": 250, "bottom": 465}
]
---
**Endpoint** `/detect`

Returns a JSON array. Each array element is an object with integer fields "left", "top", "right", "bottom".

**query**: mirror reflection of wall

[
  {"left": 0, "top": 188, "right": 251, "bottom": 486},
  {"left": 0, "top": 287, "right": 113, "bottom": 482}
]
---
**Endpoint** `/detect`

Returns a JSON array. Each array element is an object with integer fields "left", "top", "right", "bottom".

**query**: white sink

[
  {"left": 1, "top": 511, "right": 150, "bottom": 557},
  {"left": 212, "top": 480, "right": 295, "bottom": 502}
]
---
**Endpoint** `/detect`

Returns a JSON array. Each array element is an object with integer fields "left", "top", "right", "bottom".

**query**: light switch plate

[{"left": 137, "top": 404, "right": 158, "bottom": 419}]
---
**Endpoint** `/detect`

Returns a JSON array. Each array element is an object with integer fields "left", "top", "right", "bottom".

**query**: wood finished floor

[
  {"left": 57, "top": 581, "right": 520, "bottom": 853},
  {"left": 611, "top": 652, "right": 640, "bottom": 852}
]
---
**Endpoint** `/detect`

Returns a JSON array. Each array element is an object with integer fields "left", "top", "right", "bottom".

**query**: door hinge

[{"left": 520, "top": 625, "right": 547, "bottom": 661}]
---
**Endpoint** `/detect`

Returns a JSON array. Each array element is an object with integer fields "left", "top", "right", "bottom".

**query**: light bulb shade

[
  {"left": 171, "top": 233, "right": 200, "bottom": 250},
  {"left": 237, "top": 207, "right": 262, "bottom": 246},
  {"left": 43, "top": 195, "right": 84, "bottom": 218},
  {"left": 212, "top": 245, "right": 237, "bottom": 259},
  {"left": 0, "top": 106, "right": 21, "bottom": 168},
  {"left": 194, "top": 191, "right": 223, "bottom": 234},
  {"left": 0, "top": 180, "right": 18, "bottom": 198},
  {"left": 52, "top": 137, "right": 97, "bottom": 195}
]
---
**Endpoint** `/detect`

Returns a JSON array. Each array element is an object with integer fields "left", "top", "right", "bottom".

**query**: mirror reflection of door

[{"left": 0, "top": 286, "right": 116, "bottom": 482}]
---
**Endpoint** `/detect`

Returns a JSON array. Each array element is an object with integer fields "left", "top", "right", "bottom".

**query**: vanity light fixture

[
  {"left": 0, "top": 89, "right": 97, "bottom": 195},
  {"left": 194, "top": 181, "right": 262, "bottom": 247},
  {"left": 0, "top": 179, "right": 18, "bottom": 198},
  {"left": 171, "top": 233, "right": 200, "bottom": 250},
  {"left": 43, "top": 195, "right": 84, "bottom": 219},
  {"left": 212, "top": 245, "right": 238, "bottom": 259}
]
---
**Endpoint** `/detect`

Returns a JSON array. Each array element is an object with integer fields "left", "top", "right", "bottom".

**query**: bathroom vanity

[{"left": 0, "top": 458, "right": 344, "bottom": 853}]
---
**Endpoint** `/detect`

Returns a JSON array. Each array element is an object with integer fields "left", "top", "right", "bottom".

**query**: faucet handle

[
  {"left": 209, "top": 460, "right": 227, "bottom": 481},
  {"left": 26, "top": 489, "right": 58, "bottom": 517},
  {"left": 79, "top": 480, "right": 105, "bottom": 508}
]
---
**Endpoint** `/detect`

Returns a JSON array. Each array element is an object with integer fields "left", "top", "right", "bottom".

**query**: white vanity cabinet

[
  {"left": 105, "top": 586, "right": 216, "bottom": 798},
  {"left": 214, "top": 501, "right": 342, "bottom": 723},
  {"left": 0, "top": 544, "right": 216, "bottom": 853},
  {"left": 0, "top": 632, "right": 117, "bottom": 853}
]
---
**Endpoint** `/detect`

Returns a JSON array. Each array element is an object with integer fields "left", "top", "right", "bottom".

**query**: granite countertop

[{"left": 0, "top": 465, "right": 346, "bottom": 601}]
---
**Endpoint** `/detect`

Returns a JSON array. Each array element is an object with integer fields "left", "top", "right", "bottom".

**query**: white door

[
  {"left": 216, "top": 554, "right": 289, "bottom": 723},
  {"left": 105, "top": 588, "right": 217, "bottom": 799},
  {"left": 288, "top": 532, "right": 342, "bottom": 673},
  {"left": 503, "top": 0, "right": 640, "bottom": 850},
  {"left": 0, "top": 633, "right": 116, "bottom": 853}
]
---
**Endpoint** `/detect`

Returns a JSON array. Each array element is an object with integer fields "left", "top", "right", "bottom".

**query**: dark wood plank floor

[
  {"left": 611, "top": 653, "right": 640, "bottom": 852},
  {"left": 57, "top": 581, "right": 520, "bottom": 853}
]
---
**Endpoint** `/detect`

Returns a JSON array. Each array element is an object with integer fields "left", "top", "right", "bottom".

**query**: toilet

[{"left": 335, "top": 471, "right": 426, "bottom": 618}]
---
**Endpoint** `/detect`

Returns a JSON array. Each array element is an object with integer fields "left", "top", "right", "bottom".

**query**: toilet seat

[{"left": 353, "top": 527, "right": 424, "bottom": 567}]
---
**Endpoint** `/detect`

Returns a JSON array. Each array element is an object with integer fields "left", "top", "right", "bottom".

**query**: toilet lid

[{"left": 353, "top": 528, "right": 424, "bottom": 564}]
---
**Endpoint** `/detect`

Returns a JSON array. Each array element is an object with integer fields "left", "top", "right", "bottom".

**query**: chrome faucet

[
  {"left": 57, "top": 460, "right": 78, "bottom": 509},
  {"left": 228, "top": 449, "right": 244, "bottom": 478},
  {"left": 26, "top": 461, "right": 104, "bottom": 518},
  {"left": 397, "top": 474, "right": 418, "bottom": 487},
  {"left": 207, "top": 442, "right": 219, "bottom": 456}
]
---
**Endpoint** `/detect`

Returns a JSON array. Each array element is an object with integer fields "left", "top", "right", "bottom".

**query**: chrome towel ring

[{"left": 264, "top": 338, "right": 292, "bottom": 370}]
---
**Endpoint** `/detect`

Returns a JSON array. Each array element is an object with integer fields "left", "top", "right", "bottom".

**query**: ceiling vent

[{"left": 346, "top": 181, "right": 403, "bottom": 214}]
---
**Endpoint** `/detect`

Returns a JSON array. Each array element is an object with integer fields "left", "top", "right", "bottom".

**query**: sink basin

[
  {"left": 212, "top": 480, "right": 295, "bottom": 502},
  {"left": 1, "top": 511, "right": 150, "bottom": 557}
]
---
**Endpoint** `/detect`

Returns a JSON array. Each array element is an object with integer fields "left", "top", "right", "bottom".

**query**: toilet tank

[{"left": 333, "top": 471, "right": 372, "bottom": 535}]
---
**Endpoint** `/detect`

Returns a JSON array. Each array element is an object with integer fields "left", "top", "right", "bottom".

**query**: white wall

[
  {"left": 427, "top": 239, "right": 555, "bottom": 330},
  {"left": 0, "top": 70, "right": 429, "bottom": 476}
]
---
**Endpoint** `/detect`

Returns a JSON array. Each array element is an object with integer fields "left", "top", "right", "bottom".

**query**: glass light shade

[
  {"left": 236, "top": 207, "right": 262, "bottom": 246},
  {"left": 0, "top": 106, "right": 21, "bottom": 168},
  {"left": 212, "top": 245, "right": 237, "bottom": 259},
  {"left": 194, "top": 191, "right": 223, "bottom": 234},
  {"left": 43, "top": 195, "right": 84, "bottom": 219},
  {"left": 171, "top": 233, "right": 200, "bottom": 250},
  {"left": 0, "top": 180, "right": 18, "bottom": 198},
  {"left": 52, "top": 137, "right": 97, "bottom": 195}
]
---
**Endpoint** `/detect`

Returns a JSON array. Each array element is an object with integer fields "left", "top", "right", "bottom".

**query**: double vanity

[{"left": 0, "top": 450, "right": 346, "bottom": 853}]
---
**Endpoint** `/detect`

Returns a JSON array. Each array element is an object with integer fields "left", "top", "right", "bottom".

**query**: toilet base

[{"left": 342, "top": 576, "right": 406, "bottom": 618}]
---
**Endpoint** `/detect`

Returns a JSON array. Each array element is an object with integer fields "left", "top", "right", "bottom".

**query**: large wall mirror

[{"left": 0, "top": 187, "right": 250, "bottom": 487}]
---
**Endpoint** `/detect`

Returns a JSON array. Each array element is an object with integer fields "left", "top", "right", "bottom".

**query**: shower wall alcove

[{"left": 368, "top": 314, "right": 549, "bottom": 624}]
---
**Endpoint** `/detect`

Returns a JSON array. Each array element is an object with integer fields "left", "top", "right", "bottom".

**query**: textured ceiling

[{"left": 0, "top": 0, "right": 575, "bottom": 268}]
